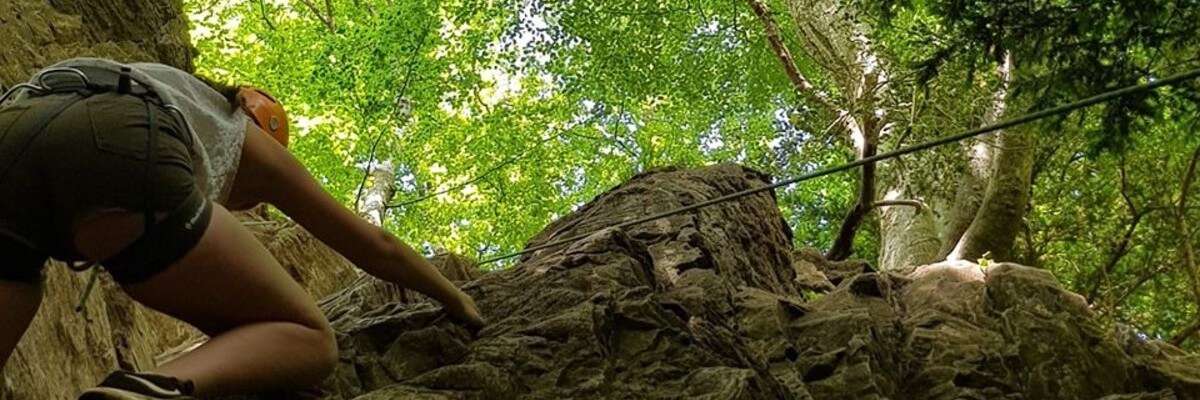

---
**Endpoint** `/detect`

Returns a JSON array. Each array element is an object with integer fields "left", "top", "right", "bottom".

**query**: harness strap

[{"left": 144, "top": 99, "right": 159, "bottom": 232}]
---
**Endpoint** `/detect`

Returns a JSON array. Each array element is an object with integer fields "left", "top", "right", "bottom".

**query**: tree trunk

[
  {"left": 357, "top": 158, "right": 397, "bottom": 226},
  {"left": 878, "top": 186, "right": 940, "bottom": 270},
  {"left": 945, "top": 54, "right": 1032, "bottom": 262},
  {"left": 936, "top": 138, "right": 991, "bottom": 258},
  {"left": 946, "top": 126, "right": 1034, "bottom": 262},
  {"left": 878, "top": 53, "right": 1031, "bottom": 269}
]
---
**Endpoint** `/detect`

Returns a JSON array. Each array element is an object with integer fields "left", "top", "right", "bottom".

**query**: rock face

[
  {"left": 0, "top": 0, "right": 192, "bottom": 87},
  {"left": 310, "top": 164, "right": 1200, "bottom": 400}
]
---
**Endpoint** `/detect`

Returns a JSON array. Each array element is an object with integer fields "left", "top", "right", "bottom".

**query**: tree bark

[
  {"left": 827, "top": 115, "right": 879, "bottom": 260},
  {"left": 946, "top": 128, "right": 1033, "bottom": 262},
  {"left": 878, "top": 186, "right": 940, "bottom": 270},
  {"left": 947, "top": 53, "right": 1032, "bottom": 262},
  {"left": 356, "top": 158, "right": 396, "bottom": 226},
  {"left": 936, "top": 139, "right": 991, "bottom": 258},
  {"left": 1169, "top": 142, "right": 1200, "bottom": 346}
]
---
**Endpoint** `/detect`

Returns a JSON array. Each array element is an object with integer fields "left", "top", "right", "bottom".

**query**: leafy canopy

[{"left": 188, "top": 0, "right": 1199, "bottom": 346}]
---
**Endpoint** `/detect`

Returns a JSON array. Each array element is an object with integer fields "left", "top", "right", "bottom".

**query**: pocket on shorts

[
  {"left": 88, "top": 95, "right": 188, "bottom": 163},
  {"left": 89, "top": 96, "right": 157, "bottom": 160}
]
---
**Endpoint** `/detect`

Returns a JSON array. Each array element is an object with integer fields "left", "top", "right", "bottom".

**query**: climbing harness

[
  {"left": 477, "top": 68, "right": 1200, "bottom": 266},
  {"left": 0, "top": 65, "right": 194, "bottom": 313}
]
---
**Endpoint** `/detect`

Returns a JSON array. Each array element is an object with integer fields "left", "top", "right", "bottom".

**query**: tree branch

[
  {"left": 1107, "top": 263, "right": 1171, "bottom": 318},
  {"left": 384, "top": 136, "right": 554, "bottom": 210},
  {"left": 297, "top": 0, "right": 335, "bottom": 31},
  {"left": 1087, "top": 159, "right": 1143, "bottom": 302},
  {"left": 871, "top": 199, "right": 925, "bottom": 212},
  {"left": 744, "top": 0, "right": 829, "bottom": 109},
  {"left": 826, "top": 117, "right": 879, "bottom": 261},
  {"left": 1170, "top": 317, "right": 1200, "bottom": 346},
  {"left": 565, "top": 131, "right": 639, "bottom": 160},
  {"left": 385, "top": 156, "right": 522, "bottom": 209},
  {"left": 1085, "top": 158, "right": 1170, "bottom": 302},
  {"left": 1118, "top": 155, "right": 1137, "bottom": 214},
  {"left": 325, "top": 0, "right": 335, "bottom": 28},
  {"left": 257, "top": 0, "right": 276, "bottom": 30}
]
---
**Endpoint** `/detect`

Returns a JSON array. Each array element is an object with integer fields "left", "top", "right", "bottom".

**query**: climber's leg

[
  {"left": 77, "top": 203, "right": 336, "bottom": 396},
  {"left": 0, "top": 279, "right": 41, "bottom": 372}
]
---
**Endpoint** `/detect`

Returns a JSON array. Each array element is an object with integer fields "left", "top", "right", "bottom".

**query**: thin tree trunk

[
  {"left": 357, "top": 158, "right": 396, "bottom": 226},
  {"left": 937, "top": 138, "right": 992, "bottom": 258},
  {"left": 1178, "top": 142, "right": 1200, "bottom": 307},
  {"left": 1169, "top": 142, "right": 1200, "bottom": 346},
  {"left": 827, "top": 116, "right": 879, "bottom": 260},
  {"left": 948, "top": 53, "right": 1031, "bottom": 262}
]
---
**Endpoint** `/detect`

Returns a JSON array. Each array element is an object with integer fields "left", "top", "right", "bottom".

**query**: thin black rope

[{"left": 477, "top": 68, "right": 1200, "bottom": 265}]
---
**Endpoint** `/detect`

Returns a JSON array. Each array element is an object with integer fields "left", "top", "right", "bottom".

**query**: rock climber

[{"left": 0, "top": 57, "right": 486, "bottom": 399}]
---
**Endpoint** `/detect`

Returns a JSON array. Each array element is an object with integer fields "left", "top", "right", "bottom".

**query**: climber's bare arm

[
  {"left": 0, "top": 279, "right": 41, "bottom": 371},
  {"left": 227, "top": 127, "right": 484, "bottom": 327}
]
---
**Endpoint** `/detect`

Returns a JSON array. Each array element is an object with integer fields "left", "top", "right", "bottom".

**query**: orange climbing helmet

[{"left": 237, "top": 87, "right": 289, "bottom": 147}]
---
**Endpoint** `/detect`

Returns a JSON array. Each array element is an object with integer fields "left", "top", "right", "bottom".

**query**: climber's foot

[{"left": 78, "top": 371, "right": 195, "bottom": 399}]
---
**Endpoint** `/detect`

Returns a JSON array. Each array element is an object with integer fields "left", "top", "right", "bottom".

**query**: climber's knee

[{"left": 293, "top": 320, "right": 338, "bottom": 386}]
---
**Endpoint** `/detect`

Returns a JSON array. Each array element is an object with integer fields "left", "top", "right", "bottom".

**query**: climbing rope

[{"left": 477, "top": 68, "right": 1200, "bottom": 266}]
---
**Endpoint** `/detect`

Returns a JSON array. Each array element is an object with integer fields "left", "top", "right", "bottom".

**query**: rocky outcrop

[
  {"left": 305, "top": 164, "right": 1200, "bottom": 400},
  {"left": 0, "top": 0, "right": 191, "bottom": 87}
]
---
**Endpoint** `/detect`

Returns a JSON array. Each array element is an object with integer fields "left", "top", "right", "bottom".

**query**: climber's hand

[{"left": 446, "top": 292, "right": 486, "bottom": 328}]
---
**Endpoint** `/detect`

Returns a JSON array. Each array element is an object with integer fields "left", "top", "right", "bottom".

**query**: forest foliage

[{"left": 185, "top": 0, "right": 1200, "bottom": 347}]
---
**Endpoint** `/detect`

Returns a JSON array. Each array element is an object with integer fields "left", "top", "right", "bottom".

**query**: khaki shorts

[{"left": 0, "top": 92, "right": 211, "bottom": 283}]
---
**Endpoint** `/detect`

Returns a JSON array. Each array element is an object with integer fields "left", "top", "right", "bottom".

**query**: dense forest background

[{"left": 185, "top": 0, "right": 1200, "bottom": 347}]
